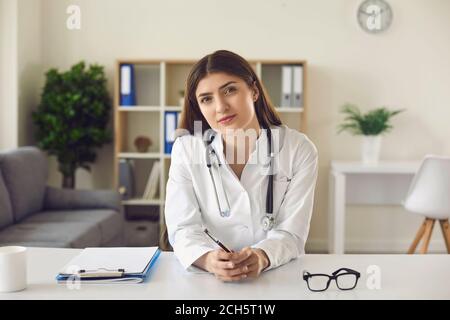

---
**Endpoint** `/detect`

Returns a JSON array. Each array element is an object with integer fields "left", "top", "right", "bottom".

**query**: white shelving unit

[{"left": 114, "top": 59, "right": 308, "bottom": 249}]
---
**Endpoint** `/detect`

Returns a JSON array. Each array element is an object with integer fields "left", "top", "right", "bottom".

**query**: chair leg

[
  {"left": 408, "top": 219, "right": 427, "bottom": 254},
  {"left": 420, "top": 219, "right": 435, "bottom": 254},
  {"left": 439, "top": 219, "right": 450, "bottom": 254}
]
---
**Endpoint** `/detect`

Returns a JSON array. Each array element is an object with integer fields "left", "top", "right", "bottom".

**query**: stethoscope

[{"left": 205, "top": 128, "right": 275, "bottom": 232}]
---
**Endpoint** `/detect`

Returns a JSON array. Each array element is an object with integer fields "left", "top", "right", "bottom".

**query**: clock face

[{"left": 357, "top": 0, "right": 393, "bottom": 33}]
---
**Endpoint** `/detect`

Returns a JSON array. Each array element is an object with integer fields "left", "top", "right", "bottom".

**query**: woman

[{"left": 165, "top": 50, "right": 318, "bottom": 282}]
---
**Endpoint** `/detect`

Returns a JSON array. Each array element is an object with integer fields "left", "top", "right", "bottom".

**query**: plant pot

[{"left": 361, "top": 135, "right": 382, "bottom": 165}]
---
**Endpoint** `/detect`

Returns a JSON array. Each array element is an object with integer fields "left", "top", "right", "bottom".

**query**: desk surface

[
  {"left": 1, "top": 248, "right": 449, "bottom": 300},
  {"left": 331, "top": 161, "right": 421, "bottom": 174}
]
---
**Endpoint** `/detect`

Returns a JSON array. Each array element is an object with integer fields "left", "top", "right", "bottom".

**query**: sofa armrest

[{"left": 44, "top": 186, "right": 122, "bottom": 212}]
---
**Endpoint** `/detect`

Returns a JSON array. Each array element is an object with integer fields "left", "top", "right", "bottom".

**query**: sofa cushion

[
  {"left": 25, "top": 209, "right": 123, "bottom": 245},
  {"left": 0, "top": 147, "right": 48, "bottom": 222},
  {"left": 0, "top": 168, "right": 14, "bottom": 230},
  {"left": 0, "top": 220, "right": 101, "bottom": 248}
]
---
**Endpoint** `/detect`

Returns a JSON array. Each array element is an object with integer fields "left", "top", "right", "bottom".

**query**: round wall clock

[{"left": 357, "top": 0, "right": 393, "bottom": 34}]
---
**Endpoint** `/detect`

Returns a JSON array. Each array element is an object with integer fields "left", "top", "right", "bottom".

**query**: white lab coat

[{"left": 165, "top": 125, "right": 318, "bottom": 272}]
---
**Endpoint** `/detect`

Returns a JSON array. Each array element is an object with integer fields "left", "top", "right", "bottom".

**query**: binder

[
  {"left": 281, "top": 65, "right": 293, "bottom": 107},
  {"left": 120, "top": 64, "right": 136, "bottom": 106},
  {"left": 56, "top": 247, "right": 160, "bottom": 284},
  {"left": 292, "top": 65, "right": 303, "bottom": 108},
  {"left": 164, "top": 111, "right": 178, "bottom": 154},
  {"left": 118, "top": 159, "right": 135, "bottom": 200}
]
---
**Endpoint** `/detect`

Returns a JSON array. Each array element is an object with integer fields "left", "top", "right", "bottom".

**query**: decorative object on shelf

[
  {"left": 178, "top": 90, "right": 185, "bottom": 107},
  {"left": 120, "top": 63, "right": 136, "bottom": 106},
  {"left": 357, "top": 0, "right": 393, "bottom": 34},
  {"left": 337, "top": 103, "right": 404, "bottom": 165},
  {"left": 33, "top": 61, "right": 112, "bottom": 188},
  {"left": 134, "top": 136, "right": 152, "bottom": 153}
]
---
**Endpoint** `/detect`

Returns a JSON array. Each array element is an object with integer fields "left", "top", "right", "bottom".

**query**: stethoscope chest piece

[
  {"left": 261, "top": 214, "right": 275, "bottom": 232},
  {"left": 220, "top": 209, "right": 230, "bottom": 218}
]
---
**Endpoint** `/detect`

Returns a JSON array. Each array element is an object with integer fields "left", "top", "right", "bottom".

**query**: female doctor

[{"left": 165, "top": 50, "right": 318, "bottom": 282}]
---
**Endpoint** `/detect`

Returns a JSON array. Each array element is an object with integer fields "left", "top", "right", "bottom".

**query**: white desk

[
  {"left": 328, "top": 161, "right": 422, "bottom": 254},
  {"left": 1, "top": 247, "right": 449, "bottom": 299}
]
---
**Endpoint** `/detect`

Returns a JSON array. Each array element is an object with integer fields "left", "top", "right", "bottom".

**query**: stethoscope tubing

[{"left": 205, "top": 127, "right": 274, "bottom": 227}]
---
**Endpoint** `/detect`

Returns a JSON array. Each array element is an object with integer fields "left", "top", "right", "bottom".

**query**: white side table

[{"left": 328, "top": 161, "right": 421, "bottom": 254}]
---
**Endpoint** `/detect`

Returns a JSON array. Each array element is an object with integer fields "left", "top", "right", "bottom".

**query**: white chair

[{"left": 404, "top": 155, "right": 450, "bottom": 254}]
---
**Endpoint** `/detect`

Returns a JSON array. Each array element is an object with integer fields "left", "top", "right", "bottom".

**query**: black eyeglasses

[{"left": 302, "top": 268, "right": 361, "bottom": 292}]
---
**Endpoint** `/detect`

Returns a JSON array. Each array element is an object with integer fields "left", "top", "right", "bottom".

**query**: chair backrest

[{"left": 404, "top": 155, "right": 450, "bottom": 219}]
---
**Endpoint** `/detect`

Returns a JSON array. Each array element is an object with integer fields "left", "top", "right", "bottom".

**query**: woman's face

[{"left": 195, "top": 72, "right": 260, "bottom": 135}]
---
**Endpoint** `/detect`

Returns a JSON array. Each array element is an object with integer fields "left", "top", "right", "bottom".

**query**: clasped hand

[{"left": 195, "top": 247, "right": 270, "bottom": 282}]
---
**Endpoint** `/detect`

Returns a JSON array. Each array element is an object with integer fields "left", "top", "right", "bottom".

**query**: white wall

[
  {"left": 17, "top": 0, "right": 44, "bottom": 147},
  {"left": 0, "top": 0, "right": 18, "bottom": 150},
  {"left": 0, "top": 0, "right": 43, "bottom": 150},
  {"left": 10, "top": 0, "right": 450, "bottom": 252}
]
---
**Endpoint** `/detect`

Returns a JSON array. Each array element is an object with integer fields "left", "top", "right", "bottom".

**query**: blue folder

[
  {"left": 164, "top": 111, "right": 179, "bottom": 154},
  {"left": 120, "top": 63, "right": 136, "bottom": 106}
]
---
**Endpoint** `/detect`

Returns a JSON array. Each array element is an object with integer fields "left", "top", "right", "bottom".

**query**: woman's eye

[
  {"left": 224, "top": 86, "right": 236, "bottom": 95},
  {"left": 201, "top": 96, "right": 212, "bottom": 104}
]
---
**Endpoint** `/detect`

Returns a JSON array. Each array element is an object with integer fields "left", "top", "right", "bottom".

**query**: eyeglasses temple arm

[{"left": 332, "top": 268, "right": 361, "bottom": 277}]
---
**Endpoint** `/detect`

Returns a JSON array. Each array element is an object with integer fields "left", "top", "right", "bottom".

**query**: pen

[{"left": 204, "top": 228, "right": 232, "bottom": 253}]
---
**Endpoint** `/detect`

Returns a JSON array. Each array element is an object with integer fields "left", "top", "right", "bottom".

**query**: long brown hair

[{"left": 178, "top": 50, "right": 282, "bottom": 134}]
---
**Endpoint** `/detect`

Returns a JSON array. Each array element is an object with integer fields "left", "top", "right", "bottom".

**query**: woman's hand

[
  {"left": 230, "top": 247, "right": 270, "bottom": 280},
  {"left": 193, "top": 247, "right": 270, "bottom": 282},
  {"left": 194, "top": 249, "right": 249, "bottom": 282}
]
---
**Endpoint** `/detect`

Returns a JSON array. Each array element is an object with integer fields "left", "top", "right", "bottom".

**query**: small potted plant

[{"left": 337, "top": 104, "right": 404, "bottom": 165}]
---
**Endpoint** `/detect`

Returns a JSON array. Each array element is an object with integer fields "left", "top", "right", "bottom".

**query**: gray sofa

[{"left": 0, "top": 147, "right": 124, "bottom": 248}]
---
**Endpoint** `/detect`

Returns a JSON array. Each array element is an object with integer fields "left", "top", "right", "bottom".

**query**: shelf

[
  {"left": 118, "top": 152, "right": 161, "bottom": 159},
  {"left": 276, "top": 107, "right": 304, "bottom": 113},
  {"left": 119, "top": 106, "right": 161, "bottom": 112},
  {"left": 164, "top": 106, "right": 183, "bottom": 111},
  {"left": 118, "top": 106, "right": 183, "bottom": 112},
  {"left": 122, "top": 198, "right": 164, "bottom": 206}
]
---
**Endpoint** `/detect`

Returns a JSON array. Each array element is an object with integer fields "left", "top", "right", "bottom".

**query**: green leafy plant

[
  {"left": 32, "top": 61, "right": 112, "bottom": 188},
  {"left": 337, "top": 104, "right": 404, "bottom": 136}
]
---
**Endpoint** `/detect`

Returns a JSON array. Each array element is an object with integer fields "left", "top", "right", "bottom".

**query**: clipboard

[
  {"left": 56, "top": 247, "right": 160, "bottom": 283},
  {"left": 78, "top": 268, "right": 125, "bottom": 278}
]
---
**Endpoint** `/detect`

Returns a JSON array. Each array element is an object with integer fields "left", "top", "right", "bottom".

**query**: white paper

[{"left": 60, "top": 247, "right": 158, "bottom": 275}]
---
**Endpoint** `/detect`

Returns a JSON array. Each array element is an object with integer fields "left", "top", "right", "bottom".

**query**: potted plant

[
  {"left": 32, "top": 61, "right": 112, "bottom": 188},
  {"left": 337, "top": 104, "right": 404, "bottom": 165}
]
